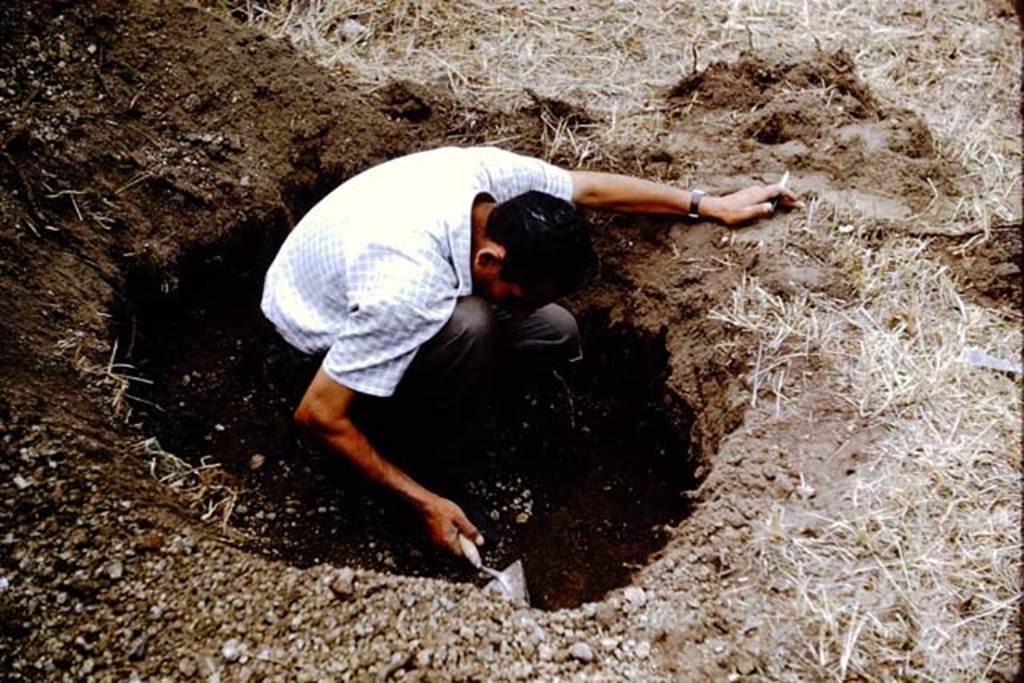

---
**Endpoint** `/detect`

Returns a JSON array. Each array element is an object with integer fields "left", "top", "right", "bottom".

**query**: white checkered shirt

[{"left": 261, "top": 146, "right": 574, "bottom": 397}]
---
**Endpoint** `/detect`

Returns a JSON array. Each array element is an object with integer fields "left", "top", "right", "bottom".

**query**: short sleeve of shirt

[
  {"left": 472, "top": 147, "right": 574, "bottom": 204},
  {"left": 320, "top": 244, "right": 457, "bottom": 397},
  {"left": 321, "top": 295, "right": 451, "bottom": 397}
]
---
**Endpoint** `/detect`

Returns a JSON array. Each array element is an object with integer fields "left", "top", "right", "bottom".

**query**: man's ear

[{"left": 475, "top": 243, "right": 506, "bottom": 272}]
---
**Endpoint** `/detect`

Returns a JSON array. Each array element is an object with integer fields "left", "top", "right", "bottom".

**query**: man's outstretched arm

[
  {"left": 568, "top": 170, "right": 802, "bottom": 225},
  {"left": 294, "top": 368, "right": 483, "bottom": 557}
]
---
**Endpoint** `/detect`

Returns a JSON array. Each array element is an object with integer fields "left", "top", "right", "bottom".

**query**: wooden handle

[{"left": 457, "top": 533, "right": 482, "bottom": 568}]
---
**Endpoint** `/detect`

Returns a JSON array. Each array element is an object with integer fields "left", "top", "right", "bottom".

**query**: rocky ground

[{"left": 1, "top": 1, "right": 1019, "bottom": 681}]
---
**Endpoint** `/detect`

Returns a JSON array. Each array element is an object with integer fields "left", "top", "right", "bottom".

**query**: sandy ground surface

[{"left": 1, "top": 1, "right": 1020, "bottom": 681}]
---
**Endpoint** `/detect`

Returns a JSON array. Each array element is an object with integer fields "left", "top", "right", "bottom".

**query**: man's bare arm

[
  {"left": 568, "top": 170, "right": 801, "bottom": 226},
  {"left": 294, "top": 368, "right": 482, "bottom": 556}
]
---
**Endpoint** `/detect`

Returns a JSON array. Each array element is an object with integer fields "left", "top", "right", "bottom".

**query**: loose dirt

[{"left": 1, "top": 1, "right": 1016, "bottom": 681}]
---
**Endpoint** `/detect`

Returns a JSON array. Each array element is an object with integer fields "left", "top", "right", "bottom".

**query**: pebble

[
  {"left": 178, "top": 657, "right": 196, "bottom": 676},
  {"left": 635, "top": 640, "right": 651, "bottom": 658},
  {"left": 106, "top": 560, "right": 124, "bottom": 580},
  {"left": 623, "top": 586, "right": 646, "bottom": 607},
  {"left": 514, "top": 512, "right": 529, "bottom": 524},
  {"left": 197, "top": 654, "right": 218, "bottom": 677},
  {"left": 128, "top": 634, "right": 147, "bottom": 661},
  {"left": 568, "top": 642, "right": 594, "bottom": 663},
  {"left": 222, "top": 638, "right": 240, "bottom": 662},
  {"left": 594, "top": 603, "right": 617, "bottom": 627},
  {"left": 735, "top": 653, "right": 757, "bottom": 674},
  {"left": 330, "top": 567, "right": 355, "bottom": 599},
  {"left": 12, "top": 474, "right": 30, "bottom": 490}
]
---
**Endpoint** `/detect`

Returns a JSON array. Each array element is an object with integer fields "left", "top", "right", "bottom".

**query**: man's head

[{"left": 471, "top": 191, "right": 595, "bottom": 315}]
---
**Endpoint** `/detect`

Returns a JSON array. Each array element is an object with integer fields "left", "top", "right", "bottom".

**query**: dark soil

[{"left": 124, "top": 245, "right": 696, "bottom": 610}]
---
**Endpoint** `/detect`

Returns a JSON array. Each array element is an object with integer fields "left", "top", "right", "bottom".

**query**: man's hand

[
  {"left": 702, "top": 183, "right": 803, "bottom": 226},
  {"left": 419, "top": 495, "right": 483, "bottom": 557},
  {"left": 295, "top": 369, "right": 484, "bottom": 559}
]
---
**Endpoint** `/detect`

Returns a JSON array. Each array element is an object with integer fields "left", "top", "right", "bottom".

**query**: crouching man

[{"left": 261, "top": 146, "right": 800, "bottom": 557}]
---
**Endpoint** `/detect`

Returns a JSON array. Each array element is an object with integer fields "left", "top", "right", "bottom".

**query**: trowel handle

[{"left": 457, "top": 533, "right": 483, "bottom": 568}]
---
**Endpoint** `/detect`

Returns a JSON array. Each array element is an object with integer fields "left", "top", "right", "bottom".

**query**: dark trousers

[{"left": 352, "top": 296, "right": 580, "bottom": 472}]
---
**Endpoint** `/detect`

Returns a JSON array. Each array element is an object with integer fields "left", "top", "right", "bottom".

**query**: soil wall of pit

[{"left": 0, "top": 0, "right": 744, "bottom": 624}]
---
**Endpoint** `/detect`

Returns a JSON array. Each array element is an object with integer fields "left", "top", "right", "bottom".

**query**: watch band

[{"left": 687, "top": 189, "right": 705, "bottom": 219}]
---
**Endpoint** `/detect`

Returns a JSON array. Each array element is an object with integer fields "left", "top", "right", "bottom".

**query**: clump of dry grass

[
  {"left": 137, "top": 437, "right": 239, "bottom": 533},
  {"left": 53, "top": 336, "right": 158, "bottom": 422}
]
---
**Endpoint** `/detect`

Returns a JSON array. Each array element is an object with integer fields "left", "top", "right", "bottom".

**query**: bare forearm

[
  {"left": 568, "top": 169, "right": 801, "bottom": 226},
  {"left": 315, "top": 417, "right": 435, "bottom": 510},
  {"left": 569, "top": 170, "right": 716, "bottom": 217}
]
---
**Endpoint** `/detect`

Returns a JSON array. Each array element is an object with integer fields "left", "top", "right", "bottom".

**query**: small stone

[
  {"left": 635, "top": 640, "right": 651, "bottom": 658},
  {"left": 106, "top": 560, "right": 124, "bottom": 580},
  {"left": 182, "top": 93, "right": 201, "bottom": 112},
  {"left": 735, "top": 653, "right": 757, "bottom": 675},
  {"left": 515, "top": 512, "right": 529, "bottom": 524},
  {"left": 128, "top": 635, "right": 147, "bottom": 661},
  {"left": 594, "top": 603, "right": 617, "bottom": 627},
  {"left": 222, "top": 639, "right": 240, "bottom": 662},
  {"left": 340, "top": 18, "right": 367, "bottom": 41},
  {"left": 239, "top": 175, "right": 251, "bottom": 188},
  {"left": 81, "top": 658, "right": 95, "bottom": 675},
  {"left": 148, "top": 605, "right": 163, "bottom": 620},
  {"left": 249, "top": 454, "right": 265, "bottom": 471},
  {"left": 12, "top": 474, "right": 30, "bottom": 489},
  {"left": 623, "top": 586, "right": 646, "bottom": 607},
  {"left": 179, "top": 657, "right": 196, "bottom": 676},
  {"left": 134, "top": 533, "right": 164, "bottom": 552},
  {"left": 537, "top": 644, "right": 555, "bottom": 661},
  {"left": 197, "top": 654, "right": 217, "bottom": 677},
  {"left": 214, "top": 423, "right": 226, "bottom": 431},
  {"left": 568, "top": 642, "right": 594, "bottom": 663},
  {"left": 330, "top": 567, "right": 355, "bottom": 599}
]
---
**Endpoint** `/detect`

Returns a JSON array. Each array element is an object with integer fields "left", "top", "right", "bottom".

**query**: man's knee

[
  {"left": 537, "top": 303, "right": 580, "bottom": 351},
  {"left": 443, "top": 296, "right": 498, "bottom": 351}
]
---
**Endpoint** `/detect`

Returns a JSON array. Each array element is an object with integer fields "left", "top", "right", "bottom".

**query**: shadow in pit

[{"left": 122, "top": 241, "right": 700, "bottom": 610}]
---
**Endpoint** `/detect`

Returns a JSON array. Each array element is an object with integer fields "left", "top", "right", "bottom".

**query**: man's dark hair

[{"left": 485, "top": 191, "right": 596, "bottom": 295}]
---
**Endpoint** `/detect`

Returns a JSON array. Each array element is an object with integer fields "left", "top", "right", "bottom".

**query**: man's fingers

[
  {"left": 729, "top": 202, "right": 774, "bottom": 225},
  {"left": 453, "top": 511, "right": 484, "bottom": 546},
  {"left": 777, "top": 187, "right": 804, "bottom": 208}
]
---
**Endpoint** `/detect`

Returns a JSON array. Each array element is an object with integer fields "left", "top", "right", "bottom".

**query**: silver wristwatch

[{"left": 688, "top": 189, "right": 705, "bottom": 219}]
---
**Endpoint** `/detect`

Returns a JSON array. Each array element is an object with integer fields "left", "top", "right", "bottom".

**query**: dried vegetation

[{"left": 221, "top": 0, "right": 1020, "bottom": 678}]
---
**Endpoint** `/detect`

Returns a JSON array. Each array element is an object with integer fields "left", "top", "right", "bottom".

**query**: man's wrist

[{"left": 697, "top": 195, "right": 720, "bottom": 221}]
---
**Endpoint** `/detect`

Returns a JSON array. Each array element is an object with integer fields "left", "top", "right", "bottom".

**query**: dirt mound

[
  {"left": 669, "top": 50, "right": 878, "bottom": 118},
  {"left": 656, "top": 51, "right": 960, "bottom": 224}
]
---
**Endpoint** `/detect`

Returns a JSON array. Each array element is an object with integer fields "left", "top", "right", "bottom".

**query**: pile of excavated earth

[{"left": 1, "top": 2, "right": 1019, "bottom": 681}]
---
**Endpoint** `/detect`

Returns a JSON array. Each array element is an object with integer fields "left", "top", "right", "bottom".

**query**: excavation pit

[{"left": 124, "top": 244, "right": 699, "bottom": 610}]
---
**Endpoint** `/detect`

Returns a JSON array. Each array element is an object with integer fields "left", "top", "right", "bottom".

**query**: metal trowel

[{"left": 457, "top": 533, "right": 530, "bottom": 604}]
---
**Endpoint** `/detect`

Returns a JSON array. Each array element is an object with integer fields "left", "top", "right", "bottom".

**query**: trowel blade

[{"left": 484, "top": 560, "right": 529, "bottom": 605}]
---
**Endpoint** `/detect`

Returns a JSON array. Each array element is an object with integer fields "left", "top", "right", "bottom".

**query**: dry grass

[
  {"left": 713, "top": 226, "right": 1021, "bottom": 679},
  {"left": 53, "top": 335, "right": 157, "bottom": 422},
  {"left": 137, "top": 437, "right": 239, "bottom": 533},
  {"left": 219, "top": 0, "right": 1020, "bottom": 678}
]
